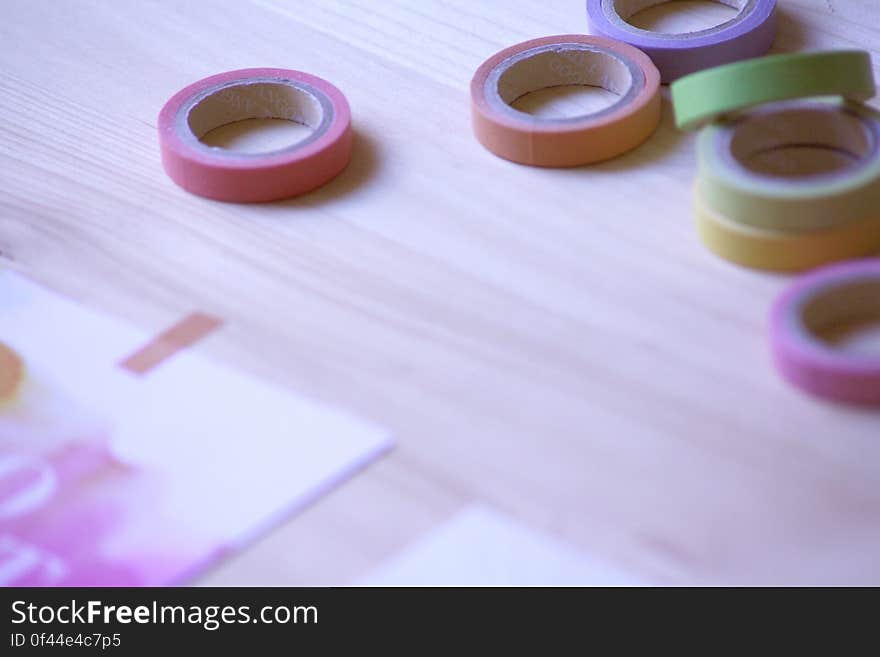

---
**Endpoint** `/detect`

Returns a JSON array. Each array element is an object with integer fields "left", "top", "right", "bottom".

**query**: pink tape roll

[
  {"left": 159, "top": 68, "right": 352, "bottom": 202},
  {"left": 770, "top": 259, "right": 880, "bottom": 405}
]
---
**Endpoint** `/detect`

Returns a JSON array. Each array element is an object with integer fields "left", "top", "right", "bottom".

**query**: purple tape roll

[
  {"left": 770, "top": 260, "right": 880, "bottom": 406},
  {"left": 586, "top": 0, "right": 777, "bottom": 83}
]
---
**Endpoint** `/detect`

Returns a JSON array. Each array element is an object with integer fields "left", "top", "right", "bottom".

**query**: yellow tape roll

[{"left": 695, "top": 191, "right": 880, "bottom": 272}]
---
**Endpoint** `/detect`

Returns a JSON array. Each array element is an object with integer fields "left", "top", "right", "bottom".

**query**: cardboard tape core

[
  {"left": 606, "top": 0, "right": 750, "bottom": 34},
  {"left": 178, "top": 78, "right": 333, "bottom": 156},
  {"left": 487, "top": 44, "right": 642, "bottom": 123},
  {"left": 725, "top": 104, "right": 877, "bottom": 179},
  {"left": 800, "top": 279, "right": 880, "bottom": 345},
  {"left": 187, "top": 82, "right": 323, "bottom": 138}
]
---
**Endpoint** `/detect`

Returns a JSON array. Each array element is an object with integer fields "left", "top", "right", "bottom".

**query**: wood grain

[{"left": 1, "top": 0, "right": 879, "bottom": 585}]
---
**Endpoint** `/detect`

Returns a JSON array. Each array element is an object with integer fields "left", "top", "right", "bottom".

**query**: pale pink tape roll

[
  {"left": 158, "top": 68, "right": 352, "bottom": 202},
  {"left": 770, "top": 259, "right": 880, "bottom": 405}
]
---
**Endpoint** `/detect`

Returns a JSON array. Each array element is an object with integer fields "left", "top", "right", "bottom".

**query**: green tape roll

[
  {"left": 672, "top": 51, "right": 876, "bottom": 131},
  {"left": 697, "top": 100, "right": 880, "bottom": 232}
]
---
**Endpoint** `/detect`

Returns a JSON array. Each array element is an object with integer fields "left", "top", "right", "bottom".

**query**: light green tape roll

[
  {"left": 697, "top": 100, "right": 880, "bottom": 232},
  {"left": 672, "top": 51, "right": 876, "bottom": 131}
]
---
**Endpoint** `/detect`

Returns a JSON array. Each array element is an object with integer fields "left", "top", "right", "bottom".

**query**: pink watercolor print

[
  {"left": 0, "top": 275, "right": 390, "bottom": 586},
  {"left": 0, "top": 345, "right": 193, "bottom": 586}
]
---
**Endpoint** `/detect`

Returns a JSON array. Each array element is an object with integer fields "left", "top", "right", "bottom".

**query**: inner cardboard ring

[
  {"left": 187, "top": 81, "right": 323, "bottom": 141},
  {"left": 496, "top": 48, "right": 633, "bottom": 107},
  {"left": 800, "top": 279, "right": 880, "bottom": 347},
  {"left": 728, "top": 106, "right": 875, "bottom": 178},
  {"left": 610, "top": 0, "right": 747, "bottom": 21}
]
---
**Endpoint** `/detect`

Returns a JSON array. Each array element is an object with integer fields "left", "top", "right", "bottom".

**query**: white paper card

[
  {"left": 0, "top": 272, "right": 392, "bottom": 585},
  {"left": 360, "top": 504, "right": 646, "bottom": 586}
]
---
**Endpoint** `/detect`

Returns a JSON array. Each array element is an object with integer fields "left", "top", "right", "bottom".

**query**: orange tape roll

[{"left": 470, "top": 35, "right": 661, "bottom": 167}]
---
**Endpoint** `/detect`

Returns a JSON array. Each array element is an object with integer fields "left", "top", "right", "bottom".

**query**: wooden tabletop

[{"left": 2, "top": 0, "right": 879, "bottom": 585}]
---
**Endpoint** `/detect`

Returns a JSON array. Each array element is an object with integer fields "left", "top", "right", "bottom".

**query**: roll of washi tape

[
  {"left": 672, "top": 50, "right": 875, "bottom": 130},
  {"left": 770, "top": 259, "right": 880, "bottom": 405},
  {"left": 0, "top": 342, "right": 24, "bottom": 402},
  {"left": 586, "top": 0, "right": 777, "bottom": 83},
  {"left": 694, "top": 191, "right": 880, "bottom": 272},
  {"left": 697, "top": 101, "right": 880, "bottom": 232},
  {"left": 159, "top": 68, "right": 352, "bottom": 202},
  {"left": 470, "top": 35, "right": 661, "bottom": 167}
]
